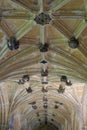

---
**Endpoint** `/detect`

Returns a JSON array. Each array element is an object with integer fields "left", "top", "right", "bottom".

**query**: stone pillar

[
  {"left": 82, "top": 85, "right": 87, "bottom": 130},
  {"left": 13, "top": 110, "right": 21, "bottom": 130}
]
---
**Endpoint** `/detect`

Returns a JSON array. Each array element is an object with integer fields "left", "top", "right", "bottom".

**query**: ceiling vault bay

[{"left": 0, "top": 0, "right": 87, "bottom": 130}]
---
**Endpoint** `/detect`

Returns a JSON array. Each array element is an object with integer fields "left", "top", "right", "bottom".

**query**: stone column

[
  {"left": 13, "top": 110, "right": 21, "bottom": 130},
  {"left": 82, "top": 85, "right": 87, "bottom": 130}
]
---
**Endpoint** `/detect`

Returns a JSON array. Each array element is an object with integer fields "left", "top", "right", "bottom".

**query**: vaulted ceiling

[{"left": 0, "top": 0, "right": 87, "bottom": 130}]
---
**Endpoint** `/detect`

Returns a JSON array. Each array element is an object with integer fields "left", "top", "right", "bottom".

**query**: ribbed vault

[{"left": 0, "top": 0, "right": 87, "bottom": 130}]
